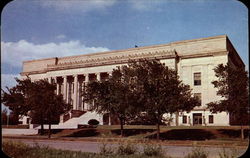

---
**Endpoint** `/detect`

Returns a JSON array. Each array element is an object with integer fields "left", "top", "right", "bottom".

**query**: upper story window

[
  {"left": 194, "top": 93, "right": 202, "bottom": 106},
  {"left": 194, "top": 72, "right": 201, "bottom": 86}
]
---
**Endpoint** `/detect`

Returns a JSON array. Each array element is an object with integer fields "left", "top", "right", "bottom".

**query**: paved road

[{"left": 4, "top": 139, "right": 247, "bottom": 158}]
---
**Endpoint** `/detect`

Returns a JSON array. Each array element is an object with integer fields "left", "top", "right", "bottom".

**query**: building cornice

[
  {"left": 21, "top": 35, "right": 233, "bottom": 76},
  {"left": 21, "top": 50, "right": 226, "bottom": 76}
]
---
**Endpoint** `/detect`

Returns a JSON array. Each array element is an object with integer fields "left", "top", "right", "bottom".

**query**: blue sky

[{"left": 1, "top": 0, "right": 248, "bottom": 92}]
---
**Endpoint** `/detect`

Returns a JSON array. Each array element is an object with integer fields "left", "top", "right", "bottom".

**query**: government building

[{"left": 19, "top": 35, "right": 244, "bottom": 128}]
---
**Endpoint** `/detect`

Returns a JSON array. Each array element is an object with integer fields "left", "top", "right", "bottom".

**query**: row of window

[{"left": 182, "top": 115, "right": 214, "bottom": 124}]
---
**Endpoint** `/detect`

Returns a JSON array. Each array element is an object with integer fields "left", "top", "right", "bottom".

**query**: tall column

[
  {"left": 85, "top": 74, "right": 89, "bottom": 82},
  {"left": 108, "top": 72, "right": 112, "bottom": 79},
  {"left": 84, "top": 74, "right": 89, "bottom": 110},
  {"left": 48, "top": 77, "right": 52, "bottom": 83},
  {"left": 55, "top": 77, "right": 59, "bottom": 95},
  {"left": 96, "top": 72, "right": 101, "bottom": 81},
  {"left": 73, "top": 75, "right": 78, "bottom": 110},
  {"left": 63, "top": 76, "right": 67, "bottom": 101}
]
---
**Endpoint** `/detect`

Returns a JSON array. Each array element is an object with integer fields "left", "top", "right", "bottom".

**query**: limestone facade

[{"left": 20, "top": 35, "right": 244, "bottom": 126}]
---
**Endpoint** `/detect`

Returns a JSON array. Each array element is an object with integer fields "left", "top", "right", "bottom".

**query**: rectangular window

[
  {"left": 209, "top": 115, "right": 214, "bottom": 124},
  {"left": 183, "top": 115, "right": 187, "bottom": 124},
  {"left": 194, "top": 72, "right": 201, "bottom": 86},
  {"left": 194, "top": 93, "right": 202, "bottom": 105}
]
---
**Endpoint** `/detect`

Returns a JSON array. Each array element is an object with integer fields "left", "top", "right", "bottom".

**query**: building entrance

[{"left": 193, "top": 113, "right": 202, "bottom": 125}]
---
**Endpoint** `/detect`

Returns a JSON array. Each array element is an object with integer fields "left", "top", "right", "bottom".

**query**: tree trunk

[
  {"left": 241, "top": 124, "right": 244, "bottom": 140},
  {"left": 40, "top": 123, "right": 44, "bottom": 135},
  {"left": 156, "top": 121, "right": 160, "bottom": 141},
  {"left": 119, "top": 117, "right": 124, "bottom": 137},
  {"left": 48, "top": 122, "right": 51, "bottom": 138},
  {"left": 175, "top": 111, "right": 179, "bottom": 126},
  {"left": 48, "top": 116, "right": 51, "bottom": 139}
]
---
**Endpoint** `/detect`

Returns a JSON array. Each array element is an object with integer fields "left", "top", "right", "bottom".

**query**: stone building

[{"left": 19, "top": 35, "right": 244, "bottom": 128}]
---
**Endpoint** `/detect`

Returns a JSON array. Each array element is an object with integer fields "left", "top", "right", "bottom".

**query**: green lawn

[{"left": 2, "top": 140, "right": 168, "bottom": 158}]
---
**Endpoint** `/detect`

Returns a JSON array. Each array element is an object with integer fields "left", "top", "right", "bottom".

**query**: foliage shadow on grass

[
  {"left": 63, "top": 129, "right": 100, "bottom": 137},
  {"left": 217, "top": 129, "right": 250, "bottom": 138},
  {"left": 146, "top": 129, "right": 216, "bottom": 140},
  {"left": 111, "top": 129, "right": 155, "bottom": 136},
  {"left": 38, "top": 129, "right": 63, "bottom": 135}
]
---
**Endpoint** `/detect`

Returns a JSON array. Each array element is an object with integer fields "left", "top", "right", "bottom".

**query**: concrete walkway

[{"left": 2, "top": 128, "right": 38, "bottom": 135}]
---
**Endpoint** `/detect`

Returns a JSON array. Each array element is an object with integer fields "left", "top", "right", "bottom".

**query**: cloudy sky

[{"left": 1, "top": 0, "right": 248, "bottom": 92}]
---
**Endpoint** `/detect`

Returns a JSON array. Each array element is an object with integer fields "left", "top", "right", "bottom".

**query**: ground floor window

[
  {"left": 182, "top": 115, "right": 187, "bottom": 124},
  {"left": 209, "top": 115, "right": 214, "bottom": 124}
]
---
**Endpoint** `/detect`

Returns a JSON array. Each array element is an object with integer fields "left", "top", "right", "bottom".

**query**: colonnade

[{"left": 48, "top": 72, "right": 111, "bottom": 111}]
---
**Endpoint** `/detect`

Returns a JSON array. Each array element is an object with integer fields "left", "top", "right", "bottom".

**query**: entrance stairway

[{"left": 33, "top": 110, "right": 103, "bottom": 129}]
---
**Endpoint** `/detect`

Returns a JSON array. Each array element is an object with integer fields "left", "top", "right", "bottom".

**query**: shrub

[
  {"left": 143, "top": 144, "right": 164, "bottom": 157},
  {"left": 185, "top": 147, "right": 208, "bottom": 158},
  {"left": 99, "top": 142, "right": 114, "bottom": 155},
  {"left": 2, "top": 141, "right": 32, "bottom": 158},
  {"left": 116, "top": 143, "right": 138, "bottom": 155},
  {"left": 88, "top": 119, "right": 100, "bottom": 125},
  {"left": 218, "top": 147, "right": 240, "bottom": 158}
]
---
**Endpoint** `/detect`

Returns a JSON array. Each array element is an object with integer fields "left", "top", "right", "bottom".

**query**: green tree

[
  {"left": 2, "top": 77, "right": 71, "bottom": 137},
  {"left": 1, "top": 109, "right": 8, "bottom": 125},
  {"left": 207, "top": 64, "right": 249, "bottom": 140},
  {"left": 83, "top": 67, "right": 139, "bottom": 137},
  {"left": 129, "top": 59, "right": 200, "bottom": 140},
  {"left": 29, "top": 79, "right": 71, "bottom": 137},
  {"left": 1, "top": 77, "right": 34, "bottom": 124}
]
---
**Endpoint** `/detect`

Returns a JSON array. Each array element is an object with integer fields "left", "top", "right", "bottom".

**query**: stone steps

[{"left": 34, "top": 111, "right": 103, "bottom": 129}]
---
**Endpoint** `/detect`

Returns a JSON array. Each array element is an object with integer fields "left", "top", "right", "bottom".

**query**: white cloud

[
  {"left": 1, "top": 40, "right": 110, "bottom": 68},
  {"left": 56, "top": 34, "right": 66, "bottom": 39},
  {"left": 129, "top": 0, "right": 164, "bottom": 11},
  {"left": 40, "top": 0, "right": 117, "bottom": 12}
]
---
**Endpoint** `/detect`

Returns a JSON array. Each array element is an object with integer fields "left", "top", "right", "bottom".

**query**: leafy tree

[
  {"left": 84, "top": 59, "right": 199, "bottom": 139},
  {"left": 207, "top": 64, "right": 249, "bottom": 140},
  {"left": 2, "top": 77, "right": 71, "bottom": 137},
  {"left": 83, "top": 67, "right": 140, "bottom": 137},
  {"left": 128, "top": 59, "right": 200, "bottom": 140},
  {"left": 29, "top": 79, "right": 71, "bottom": 137},
  {"left": 1, "top": 109, "right": 8, "bottom": 125},
  {"left": 1, "top": 77, "right": 34, "bottom": 124}
]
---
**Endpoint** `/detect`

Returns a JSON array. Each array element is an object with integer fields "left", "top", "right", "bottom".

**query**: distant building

[{"left": 20, "top": 35, "right": 244, "bottom": 128}]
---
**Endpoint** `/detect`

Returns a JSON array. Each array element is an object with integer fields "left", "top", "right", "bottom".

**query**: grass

[
  {"left": 2, "top": 140, "right": 168, "bottom": 158},
  {"left": 184, "top": 147, "right": 208, "bottom": 158},
  {"left": 3, "top": 140, "right": 245, "bottom": 158},
  {"left": 51, "top": 125, "right": 249, "bottom": 143}
]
